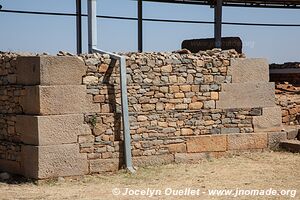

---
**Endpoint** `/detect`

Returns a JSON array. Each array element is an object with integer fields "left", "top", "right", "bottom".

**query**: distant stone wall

[
  {"left": 270, "top": 62, "right": 300, "bottom": 84},
  {"left": 275, "top": 83, "right": 300, "bottom": 125},
  {"left": 269, "top": 63, "right": 300, "bottom": 125}
]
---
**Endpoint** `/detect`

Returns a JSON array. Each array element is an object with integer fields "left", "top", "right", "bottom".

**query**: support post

[
  {"left": 76, "top": 0, "right": 82, "bottom": 54},
  {"left": 214, "top": 0, "right": 222, "bottom": 48},
  {"left": 87, "top": 0, "right": 135, "bottom": 173},
  {"left": 138, "top": 0, "right": 143, "bottom": 52},
  {"left": 88, "top": 0, "right": 97, "bottom": 53},
  {"left": 119, "top": 57, "right": 134, "bottom": 171}
]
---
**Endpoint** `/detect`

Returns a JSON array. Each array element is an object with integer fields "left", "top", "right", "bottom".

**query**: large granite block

[{"left": 16, "top": 56, "right": 86, "bottom": 85}]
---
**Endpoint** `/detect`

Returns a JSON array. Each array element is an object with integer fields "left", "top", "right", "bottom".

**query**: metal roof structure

[
  {"left": 1, "top": 1, "right": 299, "bottom": 54},
  {"left": 136, "top": 0, "right": 300, "bottom": 52},
  {"left": 142, "top": 0, "right": 300, "bottom": 8}
]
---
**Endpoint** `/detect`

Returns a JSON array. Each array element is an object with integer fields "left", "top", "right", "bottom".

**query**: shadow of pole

[{"left": 102, "top": 59, "right": 123, "bottom": 167}]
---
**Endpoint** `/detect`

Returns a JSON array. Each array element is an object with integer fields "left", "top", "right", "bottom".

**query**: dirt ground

[{"left": 0, "top": 151, "right": 299, "bottom": 200}]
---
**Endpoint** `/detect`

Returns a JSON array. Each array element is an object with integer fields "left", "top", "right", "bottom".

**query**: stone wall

[
  {"left": 0, "top": 53, "right": 23, "bottom": 173},
  {"left": 0, "top": 53, "right": 98, "bottom": 178},
  {"left": 0, "top": 50, "right": 285, "bottom": 179},
  {"left": 79, "top": 50, "right": 282, "bottom": 173},
  {"left": 275, "top": 83, "right": 300, "bottom": 125},
  {"left": 270, "top": 62, "right": 300, "bottom": 84},
  {"left": 269, "top": 63, "right": 300, "bottom": 125}
]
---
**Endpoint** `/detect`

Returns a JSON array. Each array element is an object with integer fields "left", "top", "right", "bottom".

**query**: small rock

[
  {"left": 161, "top": 65, "right": 172, "bottom": 73},
  {"left": 83, "top": 76, "right": 98, "bottom": 85},
  {"left": 57, "top": 177, "right": 65, "bottom": 182},
  {"left": 0, "top": 172, "right": 11, "bottom": 180},
  {"left": 174, "top": 49, "right": 191, "bottom": 54}
]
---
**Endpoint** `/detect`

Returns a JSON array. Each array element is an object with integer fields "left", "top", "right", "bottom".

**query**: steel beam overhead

[
  {"left": 214, "top": 0, "right": 222, "bottom": 48},
  {"left": 138, "top": 0, "right": 143, "bottom": 52},
  {"left": 141, "top": 0, "right": 300, "bottom": 9},
  {"left": 76, "top": 0, "right": 82, "bottom": 54},
  {"left": 88, "top": 0, "right": 97, "bottom": 53}
]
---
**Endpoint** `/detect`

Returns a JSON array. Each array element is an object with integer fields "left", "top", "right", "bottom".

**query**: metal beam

[
  {"left": 87, "top": 0, "right": 135, "bottom": 173},
  {"left": 140, "top": 0, "right": 300, "bottom": 9},
  {"left": 76, "top": 0, "right": 82, "bottom": 54},
  {"left": 214, "top": 0, "right": 222, "bottom": 48},
  {"left": 138, "top": 0, "right": 143, "bottom": 52},
  {"left": 88, "top": 0, "right": 97, "bottom": 53}
]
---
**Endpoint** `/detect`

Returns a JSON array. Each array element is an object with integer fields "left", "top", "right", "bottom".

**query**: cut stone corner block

[
  {"left": 19, "top": 85, "right": 100, "bottom": 115},
  {"left": 253, "top": 107, "right": 282, "bottom": 132},
  {"left": 186, "top": 135, "right": 227, "bottom": 153},
  {"left": 216, "top": 82, "right": 275, "bottom": 109},
  {"left": 16, "top": 56, "right": 87, "bottom": 85},
  {"left": 16, "top": 114, "right": 92, "bottom": 146},
  {"left": 21, "top": 144, "right": 88, "bottom": 179},
  {"left": 229, "top": 58, "right": 269, "bottom": 83},
  {"left": 267, "top": 131, "right": 287, "bottom": 150},
  {"left": 227, "top": 132, "right": 268, "bottom": 150}
]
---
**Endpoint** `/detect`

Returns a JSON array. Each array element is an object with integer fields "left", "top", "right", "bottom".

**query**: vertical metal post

[
  {"left": 76, "top": 0, "right": 82, "bottom": 54},
  {"left": 120, "top": 57, "right": 134, "bottom": 172},
  {"left": 88, "top": 0, "right": 97, "bottom": 53},
  {"left": 214, "top": 0, "right": 222, "bottom": 48},
  {"left": 87, "top": 0, "right": 135, "bottom": 173},
  {"left": 138, "top": 0, "right": 143, "bottom": 52}
]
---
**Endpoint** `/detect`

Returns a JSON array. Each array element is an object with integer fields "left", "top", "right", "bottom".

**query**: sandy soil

[{"left": 0, "top": 151, "right": 299, "bottom": 200}]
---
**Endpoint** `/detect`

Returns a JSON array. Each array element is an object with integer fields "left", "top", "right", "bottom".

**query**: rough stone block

[
  {"left": 21, "top": 144, "right": 88, "bottom": 179},
  {"left": 217, "top": 82, "right": 275, "bottom": 109},
  {"left": 186, "top": 135, "right": 227, "bottom": 153},
  {"left": 211, "top": 92, "right": 219, "bottom": 100},
  {"left": 89, "top": 158, "right": 120, "bottom": 173},
  {"left": 253, "top": 107, "right": 282, "bottom": 132},
  {"left": 283, "top": 126, "right": 299, "bottom": 140},
  {"left": 16, "top": 114, "right": 91, "bottom": 146},
  {"left": 133, "top": 154, "right": 174, "bottom": 167},
  {"left": 221, "top": 128, "right": 240, "bottom": 134},
  {"left": 189, "top": 102, "right": 203, "bottom": 110},
  {"left": 0, "top": 160, "right": 21, "bottom": 175},
  {"left": 20, "top": 85, "right": 100, "bottom": 115},
  {"left": 181, "top": 128, "right": 194, "bottom": 136},
  {"left": 228, "top": 58, "right": 269, "bottom": 83},
  {"left": 168, "top": 143, "right": 186, "bottom": 153},
  {"left": 227, "top": 133, "right": 268, "bottom": 150},
  {"left": 161, "top": 65, "right": 172, "bottom": 73},
  {"left": 268, "top": 132, "right": 287, "bottom": 150},
  {"left": 16, "top": 56, "right": 86, "bottom": 85},
  {"left": 175, "top": 153, "right": 207, "bottom": 163}
]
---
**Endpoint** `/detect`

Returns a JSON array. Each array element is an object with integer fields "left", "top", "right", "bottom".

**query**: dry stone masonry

[
  {"left": 275, "top": 83, "right": 300, "bottom": 125},
  {"left": 0, "top": 49, "right": 288, "bottom": 179}
]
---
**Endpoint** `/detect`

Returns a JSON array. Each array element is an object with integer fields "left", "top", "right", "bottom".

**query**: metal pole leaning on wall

[
  {"left": 214, "top": 0, "right": 222, "bottom": 48},
  {"left": 87, "top": 0, "right": 135, "bottom": 173}
]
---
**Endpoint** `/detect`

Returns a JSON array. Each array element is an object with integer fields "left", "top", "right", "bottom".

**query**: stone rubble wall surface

[
  {"left": 0, "top": 53, "right": 24, "bottom": 172},
  {"left": 78, "top": 49, "right": 281, "bottom": 173},
  {"left": 275, "top": 83, "right": 300, "bottom": 125}
]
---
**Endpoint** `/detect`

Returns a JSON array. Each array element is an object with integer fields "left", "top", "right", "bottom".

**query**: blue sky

[{"left": 0, "top": 0, "right": 299, "bottom": 63}]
